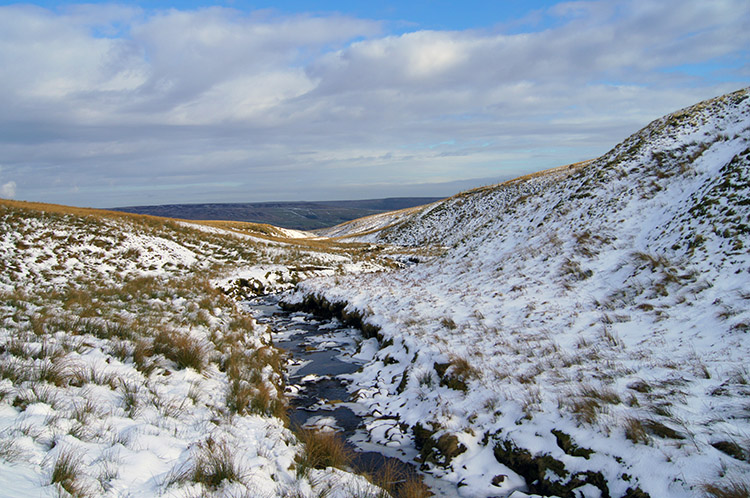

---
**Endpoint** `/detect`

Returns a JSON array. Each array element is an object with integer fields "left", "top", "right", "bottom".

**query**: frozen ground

[
  {"left": 0, "top": 205, "right": 386, "bottom": 497},
  {"left": 288, "top": 89, "right": 750, "bottom": 497},
  {"left": 1, "top": 88, "right": 748, "bottom": 498}
]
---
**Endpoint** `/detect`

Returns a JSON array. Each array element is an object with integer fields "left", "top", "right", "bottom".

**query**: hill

[
  {"left": 113, "top": 198, "right": 443, "bottom": 231},
  {"left": 2, "top": 87, "right": 748, "bottom": 498},
  {"left": 287, "top": 88, "right": 750, "bottom": 497},
  {"left": 0, "top": 200, "right": 388, "bottom": 497}
]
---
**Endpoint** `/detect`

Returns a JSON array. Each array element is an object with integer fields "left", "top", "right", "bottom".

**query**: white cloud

[{"left": 1, "top": 181, "right": 17, "bottom": 199}]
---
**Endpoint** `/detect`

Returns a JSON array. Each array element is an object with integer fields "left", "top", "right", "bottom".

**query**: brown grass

[
  {"left": 189, "top": 438, "right": 244, "bottom": 489},
  {"left": 569, "top": 397, "right": 601, "bottom": 425},
  {"left": 132, "top": 339, "right": 157, "bottom": 375},
  {"left": 702, "top": 478, "right": 750, "bottom": 498},
  {"left": 396, "top": 476, "right": 432, "bottom": 498},
  {"left": 643, "top": 419, "right": 685, "bottom": 440},
  {"left": 580, "top": 384, "right": 621, "bottom": 405},
  {"left": 295, "top": 428, "right": 353, "bottom": 475},
  {"left": 366, "top": 458, "right": 405, "bottom": 496},
  {"left": 563, "top": 384, "right": 622, "bottom": 425},
  {"left": 624, "top": 417, "right": 650, "bottom": 444},
  {"left": 365, "top": 458, "right": 432, "bottom": 498},
  {"left": 153, "top": 329, "right": 207, "bottom": 372},
  {"left": 50, "top": 448, "right": 89, "bottom": 497}
]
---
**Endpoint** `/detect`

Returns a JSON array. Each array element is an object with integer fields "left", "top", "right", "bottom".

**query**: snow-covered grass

[
  {"left": 288, "top": 88, "right": 750, "bottom": 497},
  {"left": 0, "top": 200, "right": 390, "bottom": 497},
  {"left": 3, "top": 87, "right": 749, "bottom": 497}
]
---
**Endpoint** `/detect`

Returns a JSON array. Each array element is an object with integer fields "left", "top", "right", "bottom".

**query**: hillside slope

[
  {"left": 317, "top": 162, "right": 591, "bottom": 244},
  {"left": 0, "top": 201, "right": 385, "bottom": 497},
  {"left": 290, "top": 88, "right": 750, "bottom": 497}
]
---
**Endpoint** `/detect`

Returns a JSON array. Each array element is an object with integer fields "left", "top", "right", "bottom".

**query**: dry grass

[
  {"left": 568, "top": 397, "right": 601, "bottom": 425},
  {"left": 643, "top": 419, "right": 685, "bottom": 440},
  {"left": 580, "top": 384, "right": 621, "bottom": 405},
  {"left": 36, "top": 357, "right": 73, "bottom": 387},
  {"left": 433, "top": 355, "right": 481, "bottom": 392},
  {"left": 0, "top": 357, "right": 28, "bottom": 384},
  {"left": 366, "top": 458, "right": 404, "bottom": 497},
  {"left": 702, "top": 478, "right": 750, "bottom": 498},
  {"left": 119, "top": 381, "right": 141, "bottom": 418},
  {"left": 50, "top": 448, "right": 89, "bottom": 497},
  {"left": 624, "top": 417, "right": 650, "bottom": 444},
  {"left": 363, "top": 458, "right": 431, "bottom": 498},
  {"left": 221, "top": 342, "right": 287, "bottom": 420},
  {"left": 13, "top": 384, "right": 60, "bottom": 411},
  {"left": 164, "top": 437, "right": 245, "bottom": 491},
  {"left": 188, "top": 438, "right": 244, "bottom": 489},
  {"left": 70, "top": 365, "right": 118, "bottom": 389},
  {"left": 712, "top": 440, "right": 746, "bottom": 461},
  {"left": 295, "top": 428, "right": 353, "bottom": 476},
  {"left": 562, "top": 384, "right": 622, "bottom": 425},
  {"left": 153, "top": 328, "right": 207, "bottom": 372},
  {"left": 395, "top": 476, "right": 432, "bottom": 498},
  {"left": 132, "top": 339, "right": 157, "bottom": 376},
  {"left": 0, "top": 439, "right": 26, "bottom": 463}
]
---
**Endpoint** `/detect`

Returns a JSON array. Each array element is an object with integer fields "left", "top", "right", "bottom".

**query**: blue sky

[
  {"left": 18, "top": 0, "right": 564, "bottom": 31},
  {"left": 0, "top": 0, "right": 747, "bottom": 207}
]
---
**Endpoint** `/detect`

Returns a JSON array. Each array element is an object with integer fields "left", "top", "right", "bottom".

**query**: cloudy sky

[{"left": 0, "top": 0, "right": 748, "bottom": 208}]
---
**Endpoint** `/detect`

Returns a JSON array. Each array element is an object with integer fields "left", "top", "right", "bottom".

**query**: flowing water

[{"left": 246, "top": 294, "right": 456, "bottom": 496}]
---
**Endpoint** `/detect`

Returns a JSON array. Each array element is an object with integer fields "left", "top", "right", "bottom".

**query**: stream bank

[
  {"left": 245, "top": 294, "right": 458, "bottom": 497},
  {"left": 265, "top": 291, "right": 648, "bottom": 498}
]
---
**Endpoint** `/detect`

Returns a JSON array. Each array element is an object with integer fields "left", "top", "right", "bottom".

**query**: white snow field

[
  {"left": 0, "top": 206, "right": 388, "bottom": 497},
  {"left": 287, "top": 88, "right": 750, "bottom": 497}
]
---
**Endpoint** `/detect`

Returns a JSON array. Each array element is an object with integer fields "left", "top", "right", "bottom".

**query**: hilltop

[{"left": 289, "top": 88, "right": 750, "bottom": 497}]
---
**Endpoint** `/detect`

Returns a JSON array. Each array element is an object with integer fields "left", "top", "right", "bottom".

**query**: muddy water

[{"left": 246, "top": 294, "right": 454, "bottom": 495}]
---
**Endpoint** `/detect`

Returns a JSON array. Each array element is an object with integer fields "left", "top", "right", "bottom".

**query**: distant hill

[{"left": 112, "top": 198, "right": 443, "bottom": 230}]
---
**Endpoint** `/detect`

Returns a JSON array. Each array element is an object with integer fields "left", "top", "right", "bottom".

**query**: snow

[
  {"left": 2, "top": 87, "right": 748, "bottom": 498},
  {"left": 289, "top": 88, "right": 750, "bottom": 497},
  {"left": 0, "top": 204, "right": 390, "bottom": 497}
]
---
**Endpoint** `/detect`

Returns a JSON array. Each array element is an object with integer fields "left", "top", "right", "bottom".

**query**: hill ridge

[{"left": 288, "top": 87, "right": 750, "bottom": 497}]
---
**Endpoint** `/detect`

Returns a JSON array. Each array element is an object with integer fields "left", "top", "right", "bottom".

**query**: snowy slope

[
  {"left": 316, "top": 204, "right": 430, "bottom": 240},
  {"left": 290, "top": 88, "right": 750, "bottom": 497},
  {"left": 318, "top": 162, "right": 590, "bottom": 246},
  {"left": 0, "top": 202, "right": 384, "bottom": 497}
]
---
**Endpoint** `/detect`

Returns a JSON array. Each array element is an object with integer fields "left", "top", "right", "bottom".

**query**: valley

[{"left": 0, "top": 88, "right": 749, "bottom": 497}]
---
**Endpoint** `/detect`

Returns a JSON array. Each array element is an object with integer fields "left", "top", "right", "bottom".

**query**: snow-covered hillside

[
  {"left": 2, "top": 87, "right": 748, "bottom": 498},
  {"left": 289, "top": 88, "right": 750, "bottom": 497},
  {"left": 0, "top": 202, "right": 386, "bottom": 497}
]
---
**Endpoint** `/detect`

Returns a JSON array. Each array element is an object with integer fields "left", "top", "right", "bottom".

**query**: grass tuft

[
  {"left": 295, "top": 428, "right": 353, "bottom": 477},
  {"left": 396, "top": 476, "right": 432, "bottom": 498},
  {"left": 702, "top": 478, "right": 750, "bottom": 498},
  {"left": 643, "top": 419, "right": 685, "bottom": 440},
  {"left": 624, "top": 417, "right": 650, "bottom": 445},
  {"left": 190, "top": 438, "right": 244, "bottom": 489},
  {"left": 0, "top": 439, "right": 26, "bottom": 463},
  {"left": 153, "top": 329, "right": 207, "bottom": 372},
  {"left": 166, "top": 438, "right": 244, "bottom": 490},
  {"left": 50, "top": 448, "right": 89, "bottom": 497}
]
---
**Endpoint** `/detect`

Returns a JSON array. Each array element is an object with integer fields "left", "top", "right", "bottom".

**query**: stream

[{"left": 246, "top": 294, "right": 457, "bottom": 496}]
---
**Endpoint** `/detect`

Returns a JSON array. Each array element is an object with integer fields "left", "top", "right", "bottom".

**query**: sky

[{"left": 0, "top": 0, "right": 748, "bottom": 208}]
